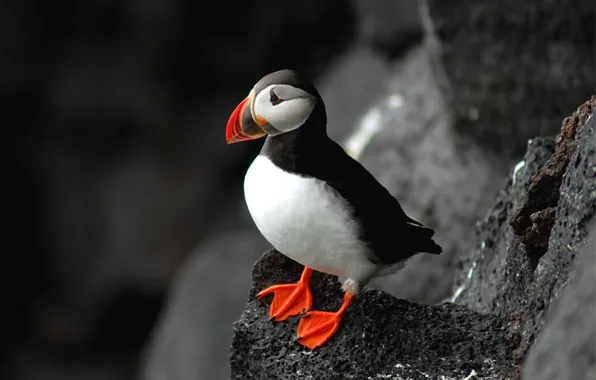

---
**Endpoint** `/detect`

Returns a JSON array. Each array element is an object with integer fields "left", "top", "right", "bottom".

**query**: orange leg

[
  {"left": 256, "top": 266, "right": 313, "bottom": 321},
  {"left": 296, "top": 292, "right": 353, "bottom": 349}
]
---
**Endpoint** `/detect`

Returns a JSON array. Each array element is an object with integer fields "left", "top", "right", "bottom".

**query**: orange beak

[{"left": 226, "top": 91, "right": 267, "bottom": 144}]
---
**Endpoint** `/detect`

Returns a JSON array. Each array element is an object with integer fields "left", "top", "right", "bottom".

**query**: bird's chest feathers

[{"left": 243, "top": 155, "right": 367, "bottom": 275}]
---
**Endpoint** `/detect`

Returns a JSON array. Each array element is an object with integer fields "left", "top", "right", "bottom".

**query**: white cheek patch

[{"left": 254, "top": 84, "right": 316, "bottom": 133}]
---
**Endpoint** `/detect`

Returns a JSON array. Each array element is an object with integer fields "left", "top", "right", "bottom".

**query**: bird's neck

[{"left": 260, "top": 119, "right": 328, "bottom": 174}]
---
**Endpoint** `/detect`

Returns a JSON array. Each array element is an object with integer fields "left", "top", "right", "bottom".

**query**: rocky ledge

[
  {"left": 229, "top": 98, "right": 596, "bottom": 380},
  {"left": 231, "top": 250, "right": 517, "bottom": 380}
]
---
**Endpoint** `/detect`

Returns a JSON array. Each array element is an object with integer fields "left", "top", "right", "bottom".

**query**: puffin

[{"left": 225, "top": 69, "right": 442, "bottom": 349}]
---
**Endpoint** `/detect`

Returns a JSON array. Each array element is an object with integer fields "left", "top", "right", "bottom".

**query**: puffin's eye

[{"left": 269, "top": 89, "right": 283, "bottom": 105}]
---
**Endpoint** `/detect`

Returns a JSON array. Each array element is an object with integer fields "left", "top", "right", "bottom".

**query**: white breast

[{"left": 243, "top": 155, "right": 377, "bottom": 281}]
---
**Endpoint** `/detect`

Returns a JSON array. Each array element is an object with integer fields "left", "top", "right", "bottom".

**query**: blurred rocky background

[{"left": 4, "top": 0, "right": 594, "bottom": 379}]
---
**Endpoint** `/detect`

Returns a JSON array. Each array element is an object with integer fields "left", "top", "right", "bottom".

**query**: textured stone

[
  {"left": 451, "top": 105, "right": 596, "bottom": 361},
  {"left": 511, "top": 97, "right": 596, "bottom": 261},
  {"left": 450, "top": 137, "right": 556, "bottom": 311},
  {"left": 522, "top": 223, "right": 596, "bottom": 380},
  {"left": 230, "top": 250, "right": 517, "bottom": 380}
]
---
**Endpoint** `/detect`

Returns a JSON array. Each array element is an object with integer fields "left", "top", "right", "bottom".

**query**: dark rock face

[
  {"left": 230, "top": 101, "right": 596, "bottom": 379},
  {"left": 510, "top": 96, "right": 595, "bottom": 261},
  {"left": 450, "top": 136, "right": 556, "bottom": 313},
  {"left": 424, "top": 0, "right": 595, "bottom": 158},
  {"left": 231, "top": 250, "right": 516, "bottom": 380},
  {"left": 453, "top": 100, "right": 596, "bottom": 361},
  {"left": 522, "top": 223, "right": 596, "bottom": 380}
]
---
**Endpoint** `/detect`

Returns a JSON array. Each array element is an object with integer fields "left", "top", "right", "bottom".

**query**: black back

[{"left": 261, "top": 123, "right": 442, "bottom": 266}]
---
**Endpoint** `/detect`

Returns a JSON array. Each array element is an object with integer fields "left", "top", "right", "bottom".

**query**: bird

[{"left": 225, "top": 69, "right": 442, "bottom": 350}]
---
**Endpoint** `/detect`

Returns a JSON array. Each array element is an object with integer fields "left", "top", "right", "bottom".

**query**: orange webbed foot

[
  {"left": 296, "top": 292, "right": 353, "bottom": 349},
  {"left": 257, "top": 267, "right": 313, "bottom": 321}
]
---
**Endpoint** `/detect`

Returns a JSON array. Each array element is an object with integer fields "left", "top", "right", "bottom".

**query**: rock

[
  {"left": 140, "top": 228, "right": 269, "bottom": 380},
  {"left": 522, "top": 222, "right": 596, "bottom": 380},
  {"left": 339, "top": 43, "right": 507, "bottom": 304},
  {"left": 350, "top": 0, "right": 423, "bottom": 59},
  {"left": 451, "top": 100, "right": 596, "bottom": 360},
  {"left": 423, "top": 0, "right": 595, "bottom": 158},
  {"left": 230, "top": 250, "right": 517, "bottom": 380},
  {"left": 510, "top": 96, "right": 595, "bottom": 262},
  {"left": 450, "top": 136, "right": 556, "bottom": 311}
]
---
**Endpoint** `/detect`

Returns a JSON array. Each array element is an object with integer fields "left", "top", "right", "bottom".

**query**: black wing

[{"left": 309, "top": 139, "right": 442, "bottom": 265}]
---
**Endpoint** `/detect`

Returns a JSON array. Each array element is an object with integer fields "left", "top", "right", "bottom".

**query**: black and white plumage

[
  {"left": 229, "top": 69, "right": 442, "bottom": 296},
  {"left": 227, "top": 69, "right": 443, "bottom": 349}
]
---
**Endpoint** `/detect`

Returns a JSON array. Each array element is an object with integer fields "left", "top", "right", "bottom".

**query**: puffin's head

[{"left": 225, "top": 69, "right": 323, "bottom": 144}]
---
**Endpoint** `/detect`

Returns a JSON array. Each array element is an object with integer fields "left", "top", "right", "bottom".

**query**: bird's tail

[
  {"left": 405, "top": 214, "right": 443, "bottom": 255},
  {"left": 420, "top": 238, "right": 443, "bottom": 255}
]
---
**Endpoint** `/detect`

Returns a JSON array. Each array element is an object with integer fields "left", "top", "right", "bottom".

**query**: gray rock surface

[
  {"left": 140, "top": 227, "right": 269, "bottom": 380},
  {"left": 424, "top": 0, "right": 595, "bottom": 158},
  {"left": 449, "top": 136, "right": 556, "bottom": 310},
  {"left": 452, "top": 102, "right": 596, "bottom": 359},
  {"left": 522, "top": 223, "right": 596, "bottom": 380},
  {"left": 230, "top": 250, "right": 517, "bottom": 380}
]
